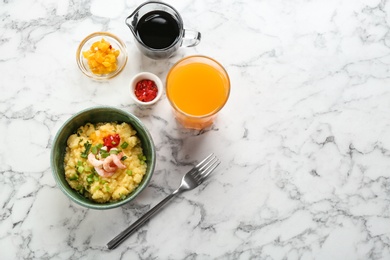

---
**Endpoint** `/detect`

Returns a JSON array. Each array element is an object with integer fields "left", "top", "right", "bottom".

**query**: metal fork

[{"left": 107, "top": 153, "right": 220, "bottom": 250}]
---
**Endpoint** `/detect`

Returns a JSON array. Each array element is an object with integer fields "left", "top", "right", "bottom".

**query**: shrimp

[
  {"left": 94, "top": 165, "right": 115, "bottom": 177},
  {"left": 88, "top": 152, "right": 125, "bottom": 177},
  {"left": 103, "top": 156, "right": 117, "bottom": 172},
  {"left": 111, "top": 153, "right": 126, "bottom": 169},
  {"left": 88, "top": 153, "right": 103, "bottom": 167}
]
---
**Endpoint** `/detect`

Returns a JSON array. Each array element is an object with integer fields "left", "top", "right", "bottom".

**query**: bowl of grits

[{"left": 50, "top": 106, "right": 156, "bottom": 210}]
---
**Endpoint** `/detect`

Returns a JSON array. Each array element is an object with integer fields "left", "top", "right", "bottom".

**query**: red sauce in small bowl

[{"left": 134, "top": 79, "right": 158, "bottom": 102}]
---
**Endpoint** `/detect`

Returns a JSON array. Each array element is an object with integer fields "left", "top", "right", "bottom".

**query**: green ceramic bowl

[{"left": 50, "top": 106, "right": 156, "bottom": 210}]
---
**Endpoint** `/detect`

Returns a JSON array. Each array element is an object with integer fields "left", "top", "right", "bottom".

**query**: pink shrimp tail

[
  {"left": 112, "top": 153, "right": 126, "bottom": 169},
  {"left": 94, "top": 165, "right": 115, "bottom": 177},
  {"left": 88, "top": 153, "right": 103, "bottom": 167},
  {"left": 103, "top": 156, "right": 117, "bottom": 172}
]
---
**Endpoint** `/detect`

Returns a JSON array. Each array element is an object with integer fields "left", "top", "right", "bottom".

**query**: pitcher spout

[{"left": 125, "top": 14, "right": 137, "bottom": 36}]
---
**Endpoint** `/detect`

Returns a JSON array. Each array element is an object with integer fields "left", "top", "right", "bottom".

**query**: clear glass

[
  {"left": 166, "top": 55, "right": 230, "bottom": 129},
  {"left": 76, "top": 32, "right": 128, "bottom": 80}
]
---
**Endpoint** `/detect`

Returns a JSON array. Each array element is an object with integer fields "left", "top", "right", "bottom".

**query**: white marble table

[{"left": 1, "top": 0, "right": 390, "bottom": 259}]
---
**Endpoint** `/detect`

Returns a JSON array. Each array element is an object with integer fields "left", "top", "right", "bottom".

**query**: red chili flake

[
  {"left": 134, "top": 79, "right": 158, "bottom": 102},
  {"left": 103, "top": 134, "right": 120, "bottom": 151}
]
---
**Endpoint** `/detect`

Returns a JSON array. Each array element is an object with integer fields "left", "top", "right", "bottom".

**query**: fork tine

[
  {"left": 192, "top": 156, "right": 219, "bottom": 184},
  {"left": 199, "top": 156, "right": 218, "bottom": 175},
  {"left": 195, "top": 153, "right": 214, "bottom": 169},
  {"left": 198, "top": 155, "right": 218, "bottom": 173},
  {"left": 198, "top": 159, "right": 220, "bottom": 183},
  {"left": 192, "top": 155, "right": 215, "bottom": 175},
  {"left": 189, "top": 154, "right": 219, "bottom": 184},
  {"left": 189, "top": 154, "right": 215, "bottom": 179}
]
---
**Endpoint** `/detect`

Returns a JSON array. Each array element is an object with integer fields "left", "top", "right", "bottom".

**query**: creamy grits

[{"left": 64, "top": 122, "right": 147, "bottom": 203}]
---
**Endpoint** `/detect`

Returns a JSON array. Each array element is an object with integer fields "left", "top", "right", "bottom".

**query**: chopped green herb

[
  {"left": 138, "top": 154, "right": 146, "bottom": 165},
  {"left": 77, "top": 161, "right": 83, "bottom": 166},
  {"left": 121, "top": 156, "right": 127, "bottom": 161},
  {"left": 81, "top": 142, "right": 91, "bottom": 158},
  {"left": 84, "top": 165, "right": 91, "bottom": 172},
  {"left": 126, "top": 170, "right": 133, "bottom": 176},
  {"left": 69, "top": 175, "right": 79, "bottom": 181},
  {"left": 87, "top": 173, "right": 95, "bottom": 184},
  {"left": 91, "top": 146, "right": 98, "bottom": 155},
  {"left": 100, "top": 151, "right": 109, "bottom": 158},
  {"left": 97, "top": 143, "right": 103, "bottom": 149},
  {"left": 120, "top": 142, "right": 129, "bottom": 149},
  {"left": 105, "top": 185, "right": 111, "bottom": 192},
  {"left": 138, "top": 154, "right": 146, "bottom": 161},
  {"left": 110, "top": 149, "right": 119, "bottom": 155},
  {"left": 77, "top": 166, "right": 84, "bottom": 174},
  {"left": 77, "top": 185, "right": 85, "bottom": 194}
]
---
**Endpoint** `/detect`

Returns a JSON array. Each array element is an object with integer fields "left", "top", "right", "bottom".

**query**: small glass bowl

[
  {"left": 130, "top": 72, "right": 163, "bottom": 106},
  {"left": 76, "top": 32, "right": 128, "bottom": 80}
]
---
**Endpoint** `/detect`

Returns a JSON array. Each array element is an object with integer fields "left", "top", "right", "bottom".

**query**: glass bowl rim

[{"left": 76, "top": 32, "right": 128, "bottom": 80}]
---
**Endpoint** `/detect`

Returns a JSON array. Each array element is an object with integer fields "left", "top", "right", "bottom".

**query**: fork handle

[{"left": 107, "top": 190, "right": 179, "bottom": 250}]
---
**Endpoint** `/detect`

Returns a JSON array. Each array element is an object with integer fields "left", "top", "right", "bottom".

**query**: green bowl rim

[{"left": 50, "top": 106, "right": 156, "bottom": 210}]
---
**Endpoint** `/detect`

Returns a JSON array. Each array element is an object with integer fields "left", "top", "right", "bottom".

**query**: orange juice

[{"left": 166, "top": 56, "right": 230, "bottom": 129}]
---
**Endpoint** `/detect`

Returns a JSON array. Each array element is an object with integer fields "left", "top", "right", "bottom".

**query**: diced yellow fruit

[
  {"left": 96, "top": 56, "right": 103, "bottom": 63},
  {"left": 82, "top": 38, "right": 120, "bottom": 75},
  {"left": 107, "top": 54, "right": 116, "bottom": 63},
  {"left": 102, "top": 61, "right": 111, "bottom": 67},
  {"left": 99, "top": 42, "right": 109, "bottom": 52},
  {"left": 91, "top": 42, "right": 99, "bottom": 49}
]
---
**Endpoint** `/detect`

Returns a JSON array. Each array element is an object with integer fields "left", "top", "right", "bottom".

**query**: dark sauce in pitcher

[{"left": 136, "top": 11, "right": 180, "bottom": 49}]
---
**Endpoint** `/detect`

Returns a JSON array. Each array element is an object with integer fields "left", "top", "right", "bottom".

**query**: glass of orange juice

[{"left": 166, "top": 55, "right": 230, "bottom": 129}]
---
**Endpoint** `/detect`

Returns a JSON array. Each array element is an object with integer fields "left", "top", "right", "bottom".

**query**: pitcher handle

[{"left": 181, "top": 29, "right": 201, "bottom": 47}]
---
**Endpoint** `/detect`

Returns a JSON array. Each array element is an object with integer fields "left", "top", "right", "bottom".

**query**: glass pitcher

[{"left": 125, "top": 1, "right": 201, "bottom": 59}]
